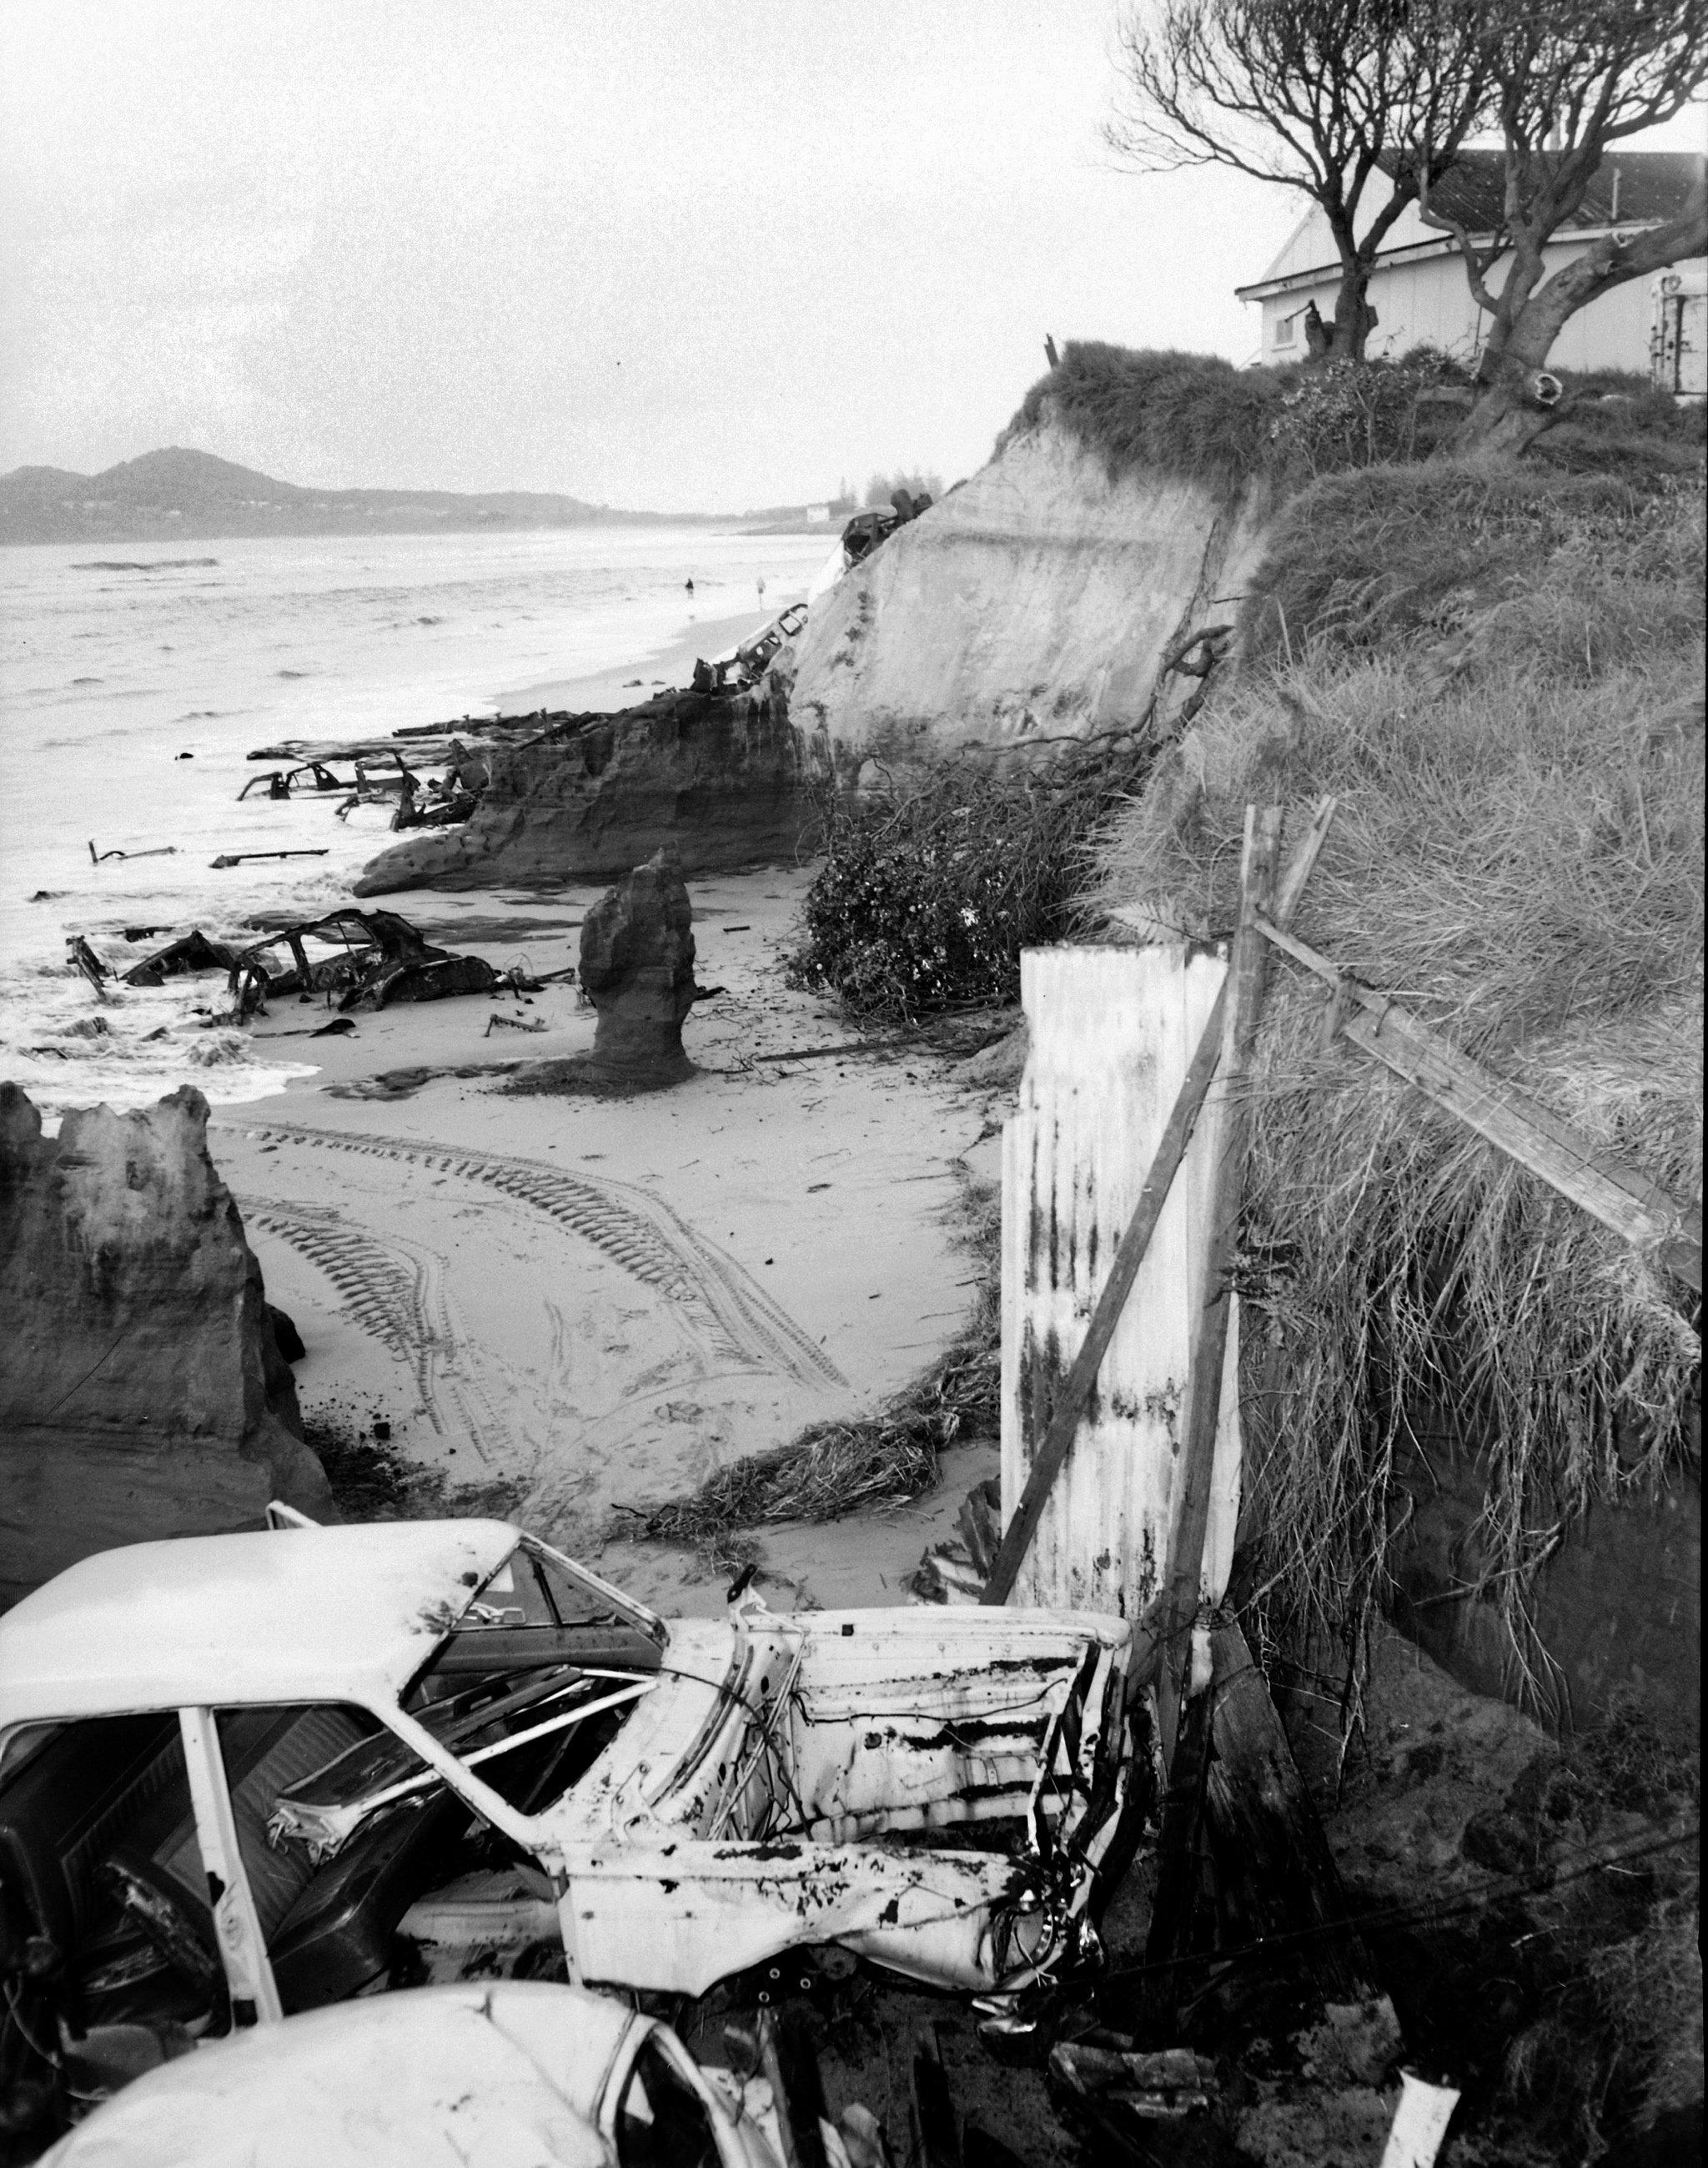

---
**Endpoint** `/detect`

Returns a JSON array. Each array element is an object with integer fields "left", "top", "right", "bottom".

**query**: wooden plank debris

[{"left": 1255, "top": 914, "right": 1702, "bottom": 1293}]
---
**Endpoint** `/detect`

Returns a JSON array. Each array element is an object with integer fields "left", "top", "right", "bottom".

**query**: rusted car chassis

[{"left": 229, "top": 910, "right": 500, "bottom": 1014}]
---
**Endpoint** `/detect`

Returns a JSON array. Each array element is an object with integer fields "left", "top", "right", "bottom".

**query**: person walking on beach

[
  {"left": 756, "top": 574, "right": 766, "bottom": 605},
  {"left": 685, "top": 577, "right": 695, "bottom": 596}
]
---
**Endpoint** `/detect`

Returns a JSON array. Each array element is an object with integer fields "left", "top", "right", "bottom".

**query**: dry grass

[
  {"left": 1239, "top": 459, "right": 1704, "bottom": 669},
  {"left": 1088, "top": 468, "right": 1704, "bottom": 1700}
]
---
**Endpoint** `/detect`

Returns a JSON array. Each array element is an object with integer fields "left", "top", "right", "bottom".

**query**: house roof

[
  {"left": 1239, "top": 149, "right": 1706, "bottom": 300},
  {"left": 0, "top": 1519, "right": 523, "bottom": 1723},
  {"left": 1394, "top": 147, "right": 1706, "bottom": 234}
]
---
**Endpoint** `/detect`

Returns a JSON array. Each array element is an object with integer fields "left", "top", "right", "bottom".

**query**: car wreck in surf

[
  {"left": 0, "top": 1514, "right": 1138, "bottom": 2115},
  {"left": 229, "top": 908, "right": 501, "bottom": 1015}
]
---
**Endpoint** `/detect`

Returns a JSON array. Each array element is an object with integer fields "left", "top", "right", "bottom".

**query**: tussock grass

[
  {"left": 1240, "top": 460, "right": 1704, "bottom": 668},
  {"left": 1088, "top": 469, "right": 1704, "bottom": 1699},
  {"left": 999, "top": 340, "right": 1480, "bottom": 494},
  {"left": 1002, "top": 343, "right": 1289, "bottom": 489}
]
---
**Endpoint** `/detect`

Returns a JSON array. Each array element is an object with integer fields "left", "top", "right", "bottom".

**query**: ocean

[{"left": 0, "top": 525, "right": 834, "bottom": 1122}]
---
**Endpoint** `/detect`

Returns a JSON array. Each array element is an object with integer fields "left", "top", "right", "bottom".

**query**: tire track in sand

[
  {"left": 241, "top": 1197, "right": 503, "bottom": 1461},
  {"left": 220, "top": 1119, "right": 846, "bottom": 1391}
]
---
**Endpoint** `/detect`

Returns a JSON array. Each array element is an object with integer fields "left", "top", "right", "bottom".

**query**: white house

[{"left": 1237, "top": 150, "right": 1706, "bottom": 381}]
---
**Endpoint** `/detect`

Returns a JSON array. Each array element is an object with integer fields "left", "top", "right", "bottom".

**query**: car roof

[
  {"left": 35, "top": 1982, "right": 640, "bottom": 2168},
  {"left": 0, "top": 1519, "right": 523, "bottom": 1726}
]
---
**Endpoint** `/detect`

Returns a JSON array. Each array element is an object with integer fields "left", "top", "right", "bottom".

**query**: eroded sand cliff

[
  {"left": 0, "top": 1084, "right": 333, "bottom": 1601},
  {"left": 786, "top": 424, "right": 1277, "bottom": 782}
]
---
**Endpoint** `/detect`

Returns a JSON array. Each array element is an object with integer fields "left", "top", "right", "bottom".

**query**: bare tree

[
  {"left": 1419, "top": 1, "right": 1708, "bottom": 455},
  {"left": 1105, "top": 0, "right": 1495, "bottom": 357}
]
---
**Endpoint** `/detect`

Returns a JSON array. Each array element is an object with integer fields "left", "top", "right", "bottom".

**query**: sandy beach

[
  {"left": 492, "top": 599, "right": 806, "bottom": 717},
  {"left": 214, "top": 858, "right": 1005, "bottom": 1621}
]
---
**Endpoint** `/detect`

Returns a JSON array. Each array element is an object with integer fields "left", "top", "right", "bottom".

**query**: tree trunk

[
  {"left": 1451, "top": 357, "right": 1565, "bottom": 458},
  {"left": 1453, "top": 198, "right": 1708, "bottom": 464},
  {"left": 1324, "top": 266, "right": 1378, "bottom": 360}
]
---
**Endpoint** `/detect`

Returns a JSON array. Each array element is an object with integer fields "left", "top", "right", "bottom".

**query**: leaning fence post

[{"left": 1154, "top": 799, "right": 1283, "bottom": 1761}]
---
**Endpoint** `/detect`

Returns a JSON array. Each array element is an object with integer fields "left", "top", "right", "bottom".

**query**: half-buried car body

[{"left": 0, "top": 1515, "right": 1137, "bottom": 2123}]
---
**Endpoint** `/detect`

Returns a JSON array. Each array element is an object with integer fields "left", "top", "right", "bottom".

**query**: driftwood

[{"left": 1256, "top": 914, "right": 1702, "bottom": 1293}]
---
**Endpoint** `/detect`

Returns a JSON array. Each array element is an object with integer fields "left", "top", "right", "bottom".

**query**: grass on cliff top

[
  {"left": 998, "top": 339, "right": 1471, "bottom": 492},
  {"left": 999, "top": 341, "right": 1705, "bottom": 501},
  {"left": 1088, "top": 462, "right": 1704, "bottom": 1712}
]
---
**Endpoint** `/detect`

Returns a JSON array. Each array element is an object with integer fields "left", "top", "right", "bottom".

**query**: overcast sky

[{"left": 2, "top": 4, "right": 1697, "bottom": 511}]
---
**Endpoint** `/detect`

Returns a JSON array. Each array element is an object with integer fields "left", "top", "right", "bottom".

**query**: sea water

[{"left": 0, "top": 525, "right": 833, "bottom": 1120}]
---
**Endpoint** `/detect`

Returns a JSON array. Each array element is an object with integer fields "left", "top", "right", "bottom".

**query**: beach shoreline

[{"left": 490, "top": 597, "right": 800, "bottom": 717}]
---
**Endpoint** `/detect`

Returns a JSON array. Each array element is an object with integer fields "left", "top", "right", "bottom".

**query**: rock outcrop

[
  {"left": 354, "top": 684, "right": 809, "bottom": 897},
  {"left": 579, "top": 846, "right": 702, "bottom": 1088},
  {"left": 0, "top": 1084, "right": 334, "bottom": 1604},
  {"left": 784, "top": 422, "right": 1277, "bottom": 785},
  {"left": 509, "top": 847, "right": 706, "bottom": 1096}
]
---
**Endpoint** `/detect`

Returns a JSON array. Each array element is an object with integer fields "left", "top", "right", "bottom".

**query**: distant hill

[{"left": 0, "top": 447, "right": 696, "bottom": 545}]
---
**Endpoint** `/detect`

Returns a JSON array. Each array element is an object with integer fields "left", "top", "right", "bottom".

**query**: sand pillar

[{"left": 1001, "top": 945, "right": 1242, "bottom": 1615}]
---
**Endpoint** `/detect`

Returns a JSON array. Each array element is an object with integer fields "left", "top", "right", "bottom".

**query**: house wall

[
  {"left": 1250, "top": 187, "right": 1706, "bottom": 375},
  {"left": 1257, "top": 245, "right": 1708, "bottom": 375}
]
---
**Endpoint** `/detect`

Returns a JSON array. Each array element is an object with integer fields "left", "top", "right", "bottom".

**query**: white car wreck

[
  {"left": 36, "top": 1980, "right": 795, "bottom": 2167},
  {"left": 0, "top": 1514, "right": 1135, "bottom": 2095}
]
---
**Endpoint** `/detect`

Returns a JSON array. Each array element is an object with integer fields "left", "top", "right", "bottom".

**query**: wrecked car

[
  {"left": 229, "top": 909, "right": 500, "bottom": 1016},
  {"left": 690, "top": 603, "right": 811, "bottom": 697},
  {"left": 0, "top": 1512, "right": 1136, "bottom": 2126},
  {"left": 33, "top": 1980, "right": 796, "bottom": 2166},
  {"left": 119, "top": 929, "right": 239, "bottom": 988},
  {"left": 236, "top": 762, "right": 351, "bottom": 802}
]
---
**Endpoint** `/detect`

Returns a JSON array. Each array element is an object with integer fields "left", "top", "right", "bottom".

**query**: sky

[
  {"left": 2, "top": 3, "right": 1699, "bottom": 511},
  {"left": 1, "top": 0, "right": 1311, "bottom": 510}
]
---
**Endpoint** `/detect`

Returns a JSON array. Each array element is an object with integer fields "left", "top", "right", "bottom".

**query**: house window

[{"left": 1273, "top": 310, "right": 1298, "bottom": 349}]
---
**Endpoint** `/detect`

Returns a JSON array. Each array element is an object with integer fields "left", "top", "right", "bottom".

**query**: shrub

[{"left": 785, "top": 737, "right": 1153, "bottom": 1023}]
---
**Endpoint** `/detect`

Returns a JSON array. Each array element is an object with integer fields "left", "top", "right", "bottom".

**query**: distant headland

[{"left": 0, "top": 446, "right": 836, "bottom": 545}]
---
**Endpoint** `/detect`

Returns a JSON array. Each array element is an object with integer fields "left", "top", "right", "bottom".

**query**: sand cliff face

[
  {"left": 0, "top": 1084, "right": 333, "bottom": 1603},
  {"left": 354, "top": 685, "right": 808, "bottom": 896},
  {"left": 785, "top": 425, "right": 1277, "bottom": 784}
]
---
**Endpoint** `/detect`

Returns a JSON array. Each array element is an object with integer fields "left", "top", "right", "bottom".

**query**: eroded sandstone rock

[
  {"left": 354, "top": 683, "right": 810, "bottom": 897},
  {"left": 510, "top": 847, "right": 706, "bottom": 1097},
  {"left": 580, "top": 844, "right": 701, "bottom": 1087},
  {"left": 0, "top": 1084, "right": 334, "bottom": 1603}
]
